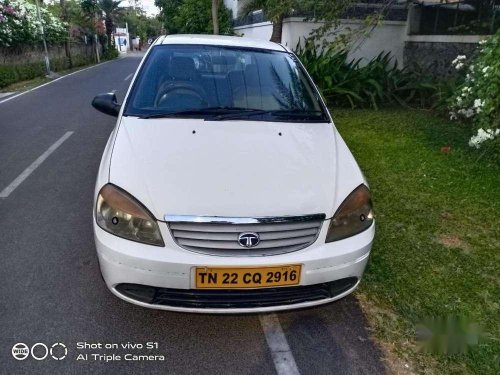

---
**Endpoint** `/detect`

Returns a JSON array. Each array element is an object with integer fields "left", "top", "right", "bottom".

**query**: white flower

[
  {"left": 469, "top": 128, "right": 500, "bottom": 148},
  {"left": 449, "top": 111, "right": 457, "bottom": 120},
  {"left": 478, "top": 39, "right": 487, "bottom": 45},
  {"left": 473, "top": 99, "right": 484, "bottom": 108},
  {"left": 451, "top": 55, "right": 467, "bottom": 67},
  {"left": 482, "top": 66, "right": 490, "bottom": 73}
]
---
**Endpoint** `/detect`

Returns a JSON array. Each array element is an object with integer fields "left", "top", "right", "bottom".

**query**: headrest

[{"left": 170, "top": 57, "right": 196, "bottom": 80}]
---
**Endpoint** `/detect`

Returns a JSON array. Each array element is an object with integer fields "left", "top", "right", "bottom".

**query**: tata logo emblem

[{"left": 238, "top": 232, "right": 260, "bottom": 248}]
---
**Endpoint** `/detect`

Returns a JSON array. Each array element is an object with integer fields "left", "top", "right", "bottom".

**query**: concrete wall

[
  {"left": 234, "top": 18, "right": 408, "bottom": 64},
  {"left": 0, "top": 43, "right": 96, "bottom": 65}
]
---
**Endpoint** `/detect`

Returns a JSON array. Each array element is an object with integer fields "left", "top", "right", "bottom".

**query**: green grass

[
  {"left": 333, "top": 109, "right": 499, "bottom": 374},
  {"left": 0, "top": 76, "right": 50, "bottom": 93}
]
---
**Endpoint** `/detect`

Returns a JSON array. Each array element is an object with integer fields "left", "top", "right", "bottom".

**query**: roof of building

[{"left": 154, "top": 34, "right": 288, "bottom": 52}]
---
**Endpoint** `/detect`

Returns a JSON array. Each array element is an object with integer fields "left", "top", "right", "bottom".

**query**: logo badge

[
  {"left": 238, "top": 232, "right": 260, "bottom": 248},
  {"left": 12, "top": 343, "right": 30, "bottom": 361}
]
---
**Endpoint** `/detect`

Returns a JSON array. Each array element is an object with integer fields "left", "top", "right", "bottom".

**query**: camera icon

[{"left": 11, "top": 342, "right": 67, "bottom": 361}]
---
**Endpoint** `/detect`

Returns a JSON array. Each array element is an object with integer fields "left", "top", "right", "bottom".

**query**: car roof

[{"left": 154, "top": 34, "right": 289, "bottom": 52}]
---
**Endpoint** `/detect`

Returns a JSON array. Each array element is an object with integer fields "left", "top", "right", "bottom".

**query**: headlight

[
  {"left": 96, "top": 184, "right": 164, "bottom": 246},
  {"left": 326, "top": 184, "right": 374, "bottom": 242}
]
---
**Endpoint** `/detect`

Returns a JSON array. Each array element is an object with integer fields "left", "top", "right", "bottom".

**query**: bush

[
  {"left": 295, "top": 40, "right": 450, "bottom": 110},
  {"left": 71, "top": 54, "right": 94, "bottom": 68},
  {"left": 0, "top": 0, "right": 67, "bottom": 47},
  {"left": 102, "top": 48, "right": 119, "bottom": 61},
  {"left": 448, "top": 32, "right": 500, "bottom": 151},
  {"left": 0, "top": 65, "right": 17, "bottom": 87},
  {"left": 14, "top": 62, "right": 45, "bottom": 81},
  {"left": 50, "top": 57, "right": 70, "bottom": 72},
  {"left": 0, "top": 53, "right": 95, "bottom": 88}
]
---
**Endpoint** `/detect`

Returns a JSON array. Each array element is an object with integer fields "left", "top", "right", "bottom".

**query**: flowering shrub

[
  {"left": 449, "top": 32, "right": 500, "bottom": 149},
  {"left": 0, "top": 0, "right": 66, "bottom": 47}
]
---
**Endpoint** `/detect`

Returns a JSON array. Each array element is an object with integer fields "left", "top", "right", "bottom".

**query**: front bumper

[{"left": 94, "top": 220, "right": 374, "bottom": 313}]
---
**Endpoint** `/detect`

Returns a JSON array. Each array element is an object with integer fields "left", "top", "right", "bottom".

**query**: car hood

[{"left": 109, "top": 117, "right": 337, "bottom": 220}]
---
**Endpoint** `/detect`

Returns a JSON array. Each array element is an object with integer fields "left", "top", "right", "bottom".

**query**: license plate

[{"left": 195, "top": 265, "right": 302, "bottom": 289}]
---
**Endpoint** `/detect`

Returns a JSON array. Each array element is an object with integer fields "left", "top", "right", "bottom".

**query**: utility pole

[
  {"left": 94, "top": 10, "right": 100, "bottom": 63},
  {"left": 125, "top": 21, "right": 129, "bottom": 52},
  {"left": 35, "top": 0, "right": 51, "bottom": 76}
]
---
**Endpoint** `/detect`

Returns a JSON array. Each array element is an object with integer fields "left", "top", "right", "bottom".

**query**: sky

[{"left": 133, "top": 0, "right": 160, "bottom": 16}]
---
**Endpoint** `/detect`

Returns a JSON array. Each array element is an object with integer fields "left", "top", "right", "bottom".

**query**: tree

[
  {"left": 242, "top": 0, "right": 353, "bottom": 43},
  {"left": 211, "top": 0, "right": 218, "bottom": 34},
  {"left": 154, "top": 0, "right": 182, "bottom": 34},
  {"left": 80, "top": 0, "right": 100, "bottom": 31},
  {"left": 97, "top": 0, "right": 123, "bottom": 48},
  {"left": 242, "top": 0, "right": 294, "bottom": 43},
  {"left": 117, "top": 8, "right": 163, "bottom": 47},
  {"left": 155, "top": 0, "right": 232, "bottom": 35},
  {"left": 59, "top": 0, "right": 73, "bottom": 67}
]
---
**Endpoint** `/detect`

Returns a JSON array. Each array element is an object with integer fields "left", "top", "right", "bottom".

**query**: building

[{"left": 223, "top": 0, "right": 498, "bottom": 77}]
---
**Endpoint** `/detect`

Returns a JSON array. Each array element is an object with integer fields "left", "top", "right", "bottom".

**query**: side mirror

[{"left": 92, "top": 93, "right": 121, "bottom": 117}]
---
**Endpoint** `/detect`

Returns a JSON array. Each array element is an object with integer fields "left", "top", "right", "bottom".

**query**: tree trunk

[
  {"left": 212, "top": 0, "right": 219, "bottom": 35},
  {"left": 60, "top": 0, "right": 72, "bottom": 68},
  {"left": 105, "top": 15, "right": 113, "bottom": 48},
  {"left": 270, "top": 14, "right": 284, "bottom": 43}
]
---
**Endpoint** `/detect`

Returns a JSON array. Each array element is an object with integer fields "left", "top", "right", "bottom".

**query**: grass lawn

[
  {"left": 0, "top": 76, "right": 51, "bottom": 94},
  {"left": 333, "top": 109, "right": 499, "bottom": 374}
]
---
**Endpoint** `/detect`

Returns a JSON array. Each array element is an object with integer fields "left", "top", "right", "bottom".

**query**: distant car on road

[{"left": 91, "top": 35, "right": 375, "bottom": 313}]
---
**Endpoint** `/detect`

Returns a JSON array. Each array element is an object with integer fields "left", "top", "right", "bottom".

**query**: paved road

[{"left": 0, "top": 54, "right": 387, "bottom": 375}]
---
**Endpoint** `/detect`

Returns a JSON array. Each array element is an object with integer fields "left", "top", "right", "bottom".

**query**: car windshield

[{"left": 124, "top": 44, "right": 329, "bottom": 122}]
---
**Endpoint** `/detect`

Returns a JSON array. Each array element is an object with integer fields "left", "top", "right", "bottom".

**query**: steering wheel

[{"left": 155, "top": 83, "right": 208, "bottom": 110}]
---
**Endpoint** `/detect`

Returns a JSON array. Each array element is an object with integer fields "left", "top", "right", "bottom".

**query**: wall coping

[
  {"left": 234, "top": 18, "right": 407, "bottom": 30},
  {"left": 405, "top": 34, "right": 488, "bottom": 43},
  {"left": 234, "top": 21, "right": 271, "bottom": 30}
]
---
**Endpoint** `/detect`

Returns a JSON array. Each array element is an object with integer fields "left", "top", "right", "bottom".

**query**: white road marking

[
  {"left": 259, "top": 314, "right": 300, "bottom": 375},
  {"left": 124, "top": 73, "right": 133, "bottom": 81},
  {"left": 0, "top": 92, "right": 16, "bottom": 99},
  {"left": 0, "top": 60, "right": 115, "bottom": 105},
  {"left": 0, "top": 131, "right": 74, "bottom": 198}
]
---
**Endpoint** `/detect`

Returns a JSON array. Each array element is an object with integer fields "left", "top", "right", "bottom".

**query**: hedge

[{"left": 0, "top": 53, "right": 95, "bottom": 88}]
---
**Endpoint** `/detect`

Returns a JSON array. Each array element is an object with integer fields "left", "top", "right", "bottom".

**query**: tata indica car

[{"left": 91, "top": 35, "right": 374, "bottom": 313}]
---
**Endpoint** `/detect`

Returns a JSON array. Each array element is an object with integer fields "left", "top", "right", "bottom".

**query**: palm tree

[{"left": 97, "top": 0, "right": 123, "bottom": 48}]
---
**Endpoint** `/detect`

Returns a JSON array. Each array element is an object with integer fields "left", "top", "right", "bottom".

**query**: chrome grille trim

[
  {"left": 165, "top": 214, "right": 325, "bottom": 256},
  {"left": 164, "top": 214, "right": 326, "bottom": 224}
]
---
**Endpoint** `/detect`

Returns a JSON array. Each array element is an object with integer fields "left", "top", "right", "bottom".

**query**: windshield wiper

[
  {"left": 212, "top": 109, "right": 327, "bottom": 122},
  {"left": 138, "top": 107, "right": 267, "bottom": 119}
]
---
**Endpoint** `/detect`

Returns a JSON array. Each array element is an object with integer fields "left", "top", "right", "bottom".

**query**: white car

[{"left": 91, "top": 35, "right": 374, "bottom": 313}]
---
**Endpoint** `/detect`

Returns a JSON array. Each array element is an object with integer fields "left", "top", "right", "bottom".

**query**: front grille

[
  {"left": 116, "top": 278, "right": 358, "bottom": 309},
  {"left": 165, "top": 214, "right": 325, "bottom": 256}
]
